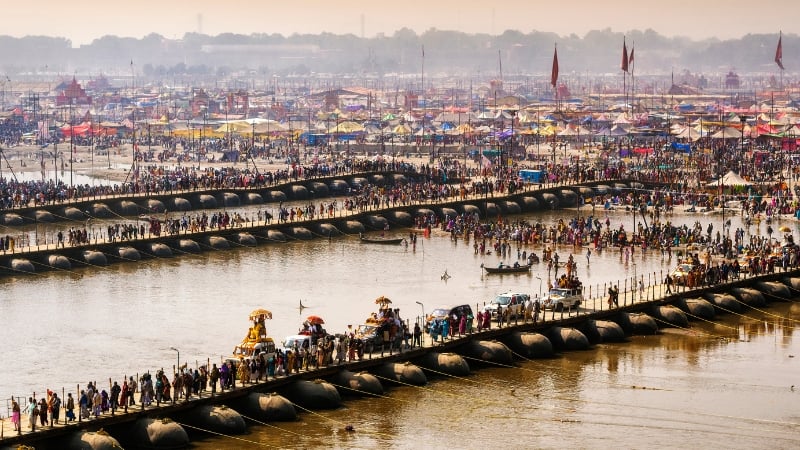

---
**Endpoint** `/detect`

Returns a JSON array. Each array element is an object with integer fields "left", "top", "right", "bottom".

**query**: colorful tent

[
  {"left": 328, "top": 121, "right": 365, "bottom": 134},
  {"left": 60, "top": 122, "right": 92, "bottom": 137},
  {"left": 710, "top": 127, "right": 742, "bottom": 139}
]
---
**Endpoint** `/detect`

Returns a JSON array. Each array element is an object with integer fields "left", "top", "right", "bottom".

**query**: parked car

[
  {"left": 425, "top": 304, "right": 474, "bottom": 332},
  {"left": 541, "top": 287, "right": 582, "bottom": 311},
  {"left": 354, "top": 322, "right": 387, "bottom": 353},
  {"left": 669, "top": 263, "right": 695, "bottom": 285},
  {"left": 282, "top": 334, "right": 312, "bottom": 352},
  {"left": 232, "top": 338, "right": 276, "bottom": 364},
  {"left": 484, "top": 291, "right": 528, "bottom": 319}
]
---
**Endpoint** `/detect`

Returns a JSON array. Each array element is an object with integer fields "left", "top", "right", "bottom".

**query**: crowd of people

[{"left": 5, "top": 146, "right": 800, "bottom": 436}]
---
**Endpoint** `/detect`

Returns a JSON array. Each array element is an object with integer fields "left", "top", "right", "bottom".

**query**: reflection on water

[{"left": 0, "top": 207, "right": 798, "bottom": 448}]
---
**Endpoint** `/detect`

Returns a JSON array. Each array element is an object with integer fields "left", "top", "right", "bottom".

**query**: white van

[{"left": 484, "top": 291, "right": 529, "bottom": 319}]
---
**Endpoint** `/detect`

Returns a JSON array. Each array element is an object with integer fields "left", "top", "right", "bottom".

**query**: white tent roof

[
  {"left": 710, "top": 127, "right": 742, "bottom": 139},
  {"left": 613, "top": 113, "right": 631, "bottom": 124},
  {"left": 707, "top": 171, "right": 752, "bottom": 187}
]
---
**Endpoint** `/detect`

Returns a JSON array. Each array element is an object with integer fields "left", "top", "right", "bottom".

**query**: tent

[
  {"left": 327, "top": 121, "right": 365, "bottom": 134},
  {"left": 710, "top": 127, "right": 742, "bottom": 139},
  {"left": 60, "top": 122, "right": 92, "bottom": 137},
  {"left": 608, "top": 125, "right": 630, "bottom": 136},
  {"left": 455, "top": 123, "right": 474, "bottom": 134},
  {"left": 613, "top": 113, "right": 631, "bottom": 124},
  {"left": 707, "top": 171, "right": 752, "bottom": 187},
  {"left": 392, "top": 124, "right": 411, "bottom": 135},
  {"left": 673, "top": 126, "right": 702, "bottom": 141}
]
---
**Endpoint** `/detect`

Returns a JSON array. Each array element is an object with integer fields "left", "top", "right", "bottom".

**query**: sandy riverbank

[
  {"left": 1, "top": 141, "right": 599, "bottom": 184},
  {"left": 1, "top": 143, "right": 447, "bottom": 184}
]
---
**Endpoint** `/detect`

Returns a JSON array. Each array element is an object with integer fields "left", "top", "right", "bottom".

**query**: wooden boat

[
  {"left": 360, "top": 236, "right": 404, "bottom": 245},
  {"left": 483, "top": 264, "right": 532, "bottom": 274}
]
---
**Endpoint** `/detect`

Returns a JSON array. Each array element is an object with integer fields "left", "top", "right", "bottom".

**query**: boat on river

[
  {"left": 483, "top": 263, "right": 532, "bottom": 274},
  {"left": 359, "top": 233, "right": 404, "bottom": 245}
]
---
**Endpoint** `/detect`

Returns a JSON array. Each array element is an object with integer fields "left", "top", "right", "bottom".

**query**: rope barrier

[
  {"left": 0, "top": 260, "right": 48, "bottom": 278},
  {"left": 25, "top": 257, "right": 84, "bottom": 277},
  {"left": 413, "top": 365, "right": 480, "bottom": 384},
  {"left": 287, "top": 401, "right": 396, "bottom": 439},
  {"left": 459, "top": 355, "right": 518, "bottom": 369},
  {"left": 649, "top": 316, "right": 729, "bottom": 340},
  {"left": 238, "top": 414, "right": 306, "bottom": 438},
  {"left": 325, "top": 381, "right": 413, "bottom": 404},
  {"left": 723, "top": 296, "right": 800, "bottom": 325},
  {"left": 62, "top": 253, "right": 111, "bottom": 271},
  {"left": 759, "top": 290, "right": 795, "bottom": 302},
  {"left": 680, "top": 310, "right": 741, "bottom": 332},
  {"left": 370, "top": 373, "right": 475, "bottom": 399},
  {"left": 174, "top": 421, "right": 277, "bottom": 448}
]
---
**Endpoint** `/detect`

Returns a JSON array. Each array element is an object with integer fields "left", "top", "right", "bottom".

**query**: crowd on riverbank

[
  {"left": 2, "top": 139, "right": 800, "bottom": 216},
  {"left": 428, "top": 204, "right": 800, "bottom": 288}
]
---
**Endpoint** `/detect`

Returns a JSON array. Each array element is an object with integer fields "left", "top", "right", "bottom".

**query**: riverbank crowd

[{"left": 2, "top": 138, "right": 800, "bottom": 219}]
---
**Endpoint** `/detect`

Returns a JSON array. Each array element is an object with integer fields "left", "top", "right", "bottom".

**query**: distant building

[
  {"left": 191, "top": 89, "right": 219, "bottom": 117},
  {"left": 725, "top": 71, "right": 740, "bottom": 89},
  {"left": 86, "top": 75, "right": 112, "bottom": 92},
  {"left": 55, "top": 78, "right": 92, "bottom": 106}
]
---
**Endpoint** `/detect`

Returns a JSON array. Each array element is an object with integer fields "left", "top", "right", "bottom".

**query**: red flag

[
  {"left": 775, "top": 33, "right": 785, "bottom": 70},
  {"left": 621, "top": 38, "right": 629, "bottom": 72},
  {"left": 551, "top": 46, "right": 559, "bottom": 88},
  {"left": 629, "top": 46, "right": 635, "bottom": 67}
]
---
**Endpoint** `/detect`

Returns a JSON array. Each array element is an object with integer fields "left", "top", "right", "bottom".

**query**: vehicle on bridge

[
  {"left": 541, "top": 287, "right": 582, "bottom": 312},
  {"left": 233, "top": 308, "right": 277, "bottom": 363},
  {"left": 484, "top": 291, "right": 528, "bottom": 319}
]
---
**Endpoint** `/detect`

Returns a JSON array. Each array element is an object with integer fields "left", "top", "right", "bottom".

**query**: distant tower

[
  {"left": 360, "top": 14, "right": 365, "bottom": 39},
  {"left": 197, "top": 13, "right": 203, "bottom": 34}
]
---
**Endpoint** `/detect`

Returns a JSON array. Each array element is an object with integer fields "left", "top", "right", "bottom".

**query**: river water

[{"left": 0, "top": 204, "right": 798, "bottom": 448}]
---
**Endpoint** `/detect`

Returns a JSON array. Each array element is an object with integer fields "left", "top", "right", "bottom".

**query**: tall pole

[
  {"left": 90, "top": 112, "right": 94, "bottom": 180},
  {"left": 630, "top": 40, "right": 635, "bottom": 113},
  {"left": 131, "top": 60, "right": 136, "bottom": 184},
  {"left": 69, "top": 98, "right": 73, "bottom": 187},
  {"left": 421, "top": 44, "right": 425, "bottom": 149}
]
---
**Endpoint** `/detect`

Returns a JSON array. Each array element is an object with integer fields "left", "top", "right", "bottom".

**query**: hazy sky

[{"left": 6, "top": 0, "right": 795, "bottom": 46}]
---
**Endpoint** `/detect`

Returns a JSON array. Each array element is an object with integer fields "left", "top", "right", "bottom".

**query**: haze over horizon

[{"left": 6, "top": 0, "right": 796, "bottom": 46}]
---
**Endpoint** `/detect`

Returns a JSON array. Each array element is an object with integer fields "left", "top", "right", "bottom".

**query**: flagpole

[
  {"left": 622, "top": 37, "right": 628, "bottom": 117},
  {"left": 780, "top": 31, "right": 784, "bottom": 91},
  {"left": 630, "top": 41, "right": 635, "bottom": 113},
  {"left": 498, "top": 49, "right": 503, "bottom": 84},
  {"left": 551, "top": 43, "right": 559, "bottom": 112},
  {"left": 775, "top": 30, "right": 784, "bottom": 92},
  {"left": 421, "top": 45, "right": 425, "bottom": 146},
  {"left": 131, "top": 59, "right": 136, "bottom": 185}
]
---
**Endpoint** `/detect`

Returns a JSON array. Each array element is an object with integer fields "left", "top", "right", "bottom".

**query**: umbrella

[
  {"left": 306, "top": 315, "right": 325, "bottom": 325},
  {"left": 779, "top": 225, "right": 791, "bottom": 233},
  {"left": 249, "top": 308, "right": 273, "bottom": 321},
  {"left": 374, "top": 295, "right": 392, "bottom": 305}
]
